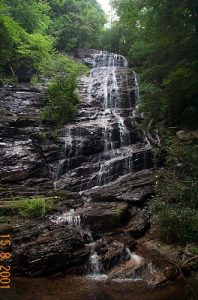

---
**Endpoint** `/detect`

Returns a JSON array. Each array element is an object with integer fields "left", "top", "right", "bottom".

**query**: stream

[{"left": 3, "top": 276, "right": 198, "bottom": 300}]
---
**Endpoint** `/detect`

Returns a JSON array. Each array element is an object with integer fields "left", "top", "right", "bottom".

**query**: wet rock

[
  {"left": 52, "top": 51, "right": 154, "bottom": 191},
  {"left": 0, "top": 84, "right": 64, "bottom": 188},
  {"left": 0, "top": 139, "right": 45, "bottom": 183},
  {"left": 108, "top": 259, "right": 166, "bottom": 285},
  {"left": 0, "top": 51, "right": 154, "bottom": 195},
  {"left": 84, "top": 169, "right": 154, "bottom": 204},
  {"left": 12, "top": 220, "right": 90, "bottom": 276},
  {"left": 78, "top": 202, "right": 130, "bottom": 233},
  {"left": 90, "top": 238, "right": 127, "bottom": 272},
  {"left": 0, "top": 51, "right": 156, "bottom": 279}
]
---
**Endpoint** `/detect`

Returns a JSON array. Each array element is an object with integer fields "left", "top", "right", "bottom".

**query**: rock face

[
  {"left": 53, "top": 50, "right": 153, "bottom": 192},
  {"left": 84, "top": 169, "right": 154, "bottom": 204},
  {"left": 0, "top": 50, "right": 156, "bottom": 278},
  {"left": 0, "top": 85, "right": 45, "bottom": 184}
]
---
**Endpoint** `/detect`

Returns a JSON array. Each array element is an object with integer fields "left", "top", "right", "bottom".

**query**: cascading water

[
  {"left": 133, "top": 71, "right": 140, "bottom": 102},
  {"left": 126, "top": 248, "right": 143, "bottom": 265},
  {"left": 50, "top": 209, "right": 81, "bottom": 227},
  {"left": 89, "top": 252, "right": 102, "bottom": 275},
  {"left": 53, "top": 50, "right": 153, "bottom": 192}
]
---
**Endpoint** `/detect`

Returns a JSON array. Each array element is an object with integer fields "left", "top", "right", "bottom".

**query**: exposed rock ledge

[{"left": 83, "top": 169, "right": 154, "bottom": 204}]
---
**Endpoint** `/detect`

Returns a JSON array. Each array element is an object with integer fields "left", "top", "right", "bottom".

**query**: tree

[
  {"left": 47, "top": 0, "right": 106, "bottom": 51},
  {"left": 3, "top": 0, "right": 51, "bottom": 33}
]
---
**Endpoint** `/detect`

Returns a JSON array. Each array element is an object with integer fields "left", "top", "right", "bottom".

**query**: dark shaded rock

[
  {"left": 0, "top": 84, "right": 65, "bottom": 188},
  {"left": 0, "top": 51, "right": 154, "bottom": 194},
  {"left": 0, "top": 144, "right": 45, "bottom": 183},
  {"left": 12, "top": 220, "right": 90, "bottom": 277},
  {"left": 15, "top": 66, "right": 33, "bottom": 83},
  {"left": 123, "top": 210, "right": 150, "bottom": 238},
  {"left": 110, "top": 232, "right": 136, "bottom": 249}
]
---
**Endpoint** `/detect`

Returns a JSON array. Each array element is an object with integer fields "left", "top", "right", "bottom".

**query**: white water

[
  {"left": 89, "top": 252, "right": 101, "bottom": 274},
  {"left": 113, "top": 109, "right": 129, "bottom": 147},
  {"left": 54, "top": 126, "right": 73, "bottom": 189},
  {"left": 53, "top": 51, "right": 152, "bottom": 191},
  {"left": 95, "top": 52, "right": 134, "bottom": 184},
  {"left": 50, "top": 209, "right": 81, "bottom": 227},
  {"left": 133, "top": 71, "right": 140, "bottom": 102},
  {"left": 88, "top": 251, "right": 108, "bottom": 281},
  {"left": 126, "top": 248, "right": 144, "bottom": 265}
]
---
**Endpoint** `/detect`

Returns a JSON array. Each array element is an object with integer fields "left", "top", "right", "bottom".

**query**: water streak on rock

[{"left": 53, "top": 50, "right": 153, "bottom": 192}]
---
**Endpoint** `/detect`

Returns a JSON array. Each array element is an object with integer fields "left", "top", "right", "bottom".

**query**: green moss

[
  {"left": 19, "top": 196, "right": 54, "bottom": 219},
  {"left": 0, "top": 197, "right": 54, "bottom": 220}
]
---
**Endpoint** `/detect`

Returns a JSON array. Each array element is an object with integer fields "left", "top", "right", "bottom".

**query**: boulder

[
  {"left": 12, "top": 220, "right": 90, "bottom": 277},
  {"left": 123, "top": 210, "right": 150, "bottom": 238},
  {"left": 89, "top": 238, "right": 127, "bottom": 273},
  {"left": 77, "top": 202, "right": 130, "bottom": 233}
]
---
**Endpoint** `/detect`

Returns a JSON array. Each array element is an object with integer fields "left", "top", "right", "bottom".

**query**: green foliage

[
  {"left": 151, "top": 202, "right": 198, "bottom": 243},
  {"left": 0, "top": 8, "right": 24, "bottom": 68},
  {"left": 4, "top": 0, "right": 51, "bottom": 33},
  {"left": 0, "top": 0, "right": 105, "bottom": 81},
  {"left": 40, "top": 53, "right": 88, "bottom": 77},
  {"left": 47, "top": 0, "right": 106, "bottom": 51},
  {"left": 99, "top": 23, "right": 132, "bottom": 56},
  {"left": 0, "top": 196, "right": 54, "bottom": 219},
  {"left": 19, "top": 197, "right": 54, "bottom": 219},
  {"left": 31, "top": 75, "right": 40, "bottom": 85},
  {"left": 40, "top": 54, "right": 88, "bottom": 124},
  {"left": 16, "top": 33, "right": 54, "bottom": 72},
  {"left": 0, "top": 1, "right": 53, "bottom": 79},
  {"left": 38, "top": 131, "right": 47, "bottom": 141},
  {"left": 186, "top": 244, "right": 198, "bottom": 255},
  {"left": 106, "top": 0, "right": 198, "bottom": 130},
  {"left": 40, "top": 76, "right": 79, "bottom": 124},
  {"left": 150, "top": 137, "right": 198, "bottom": 243}
]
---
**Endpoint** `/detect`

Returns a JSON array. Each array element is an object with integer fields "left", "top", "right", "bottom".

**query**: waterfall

[
  {"left": 53, "top": 50, "right": 153, "bottom": 192},
  {"left": 54, "top": 126, "right": 73, "bottom": 189},
  {"left": 133, "top": 71, "right": 140, "bottom": 102},
  {"left": 112, "top": 109, "right": 129, "bottom": 147},
  {"left": 89, "top": 252, "right": 101, "bottom": 275}
]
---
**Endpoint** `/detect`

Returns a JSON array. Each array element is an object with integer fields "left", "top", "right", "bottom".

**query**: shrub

[
  {"left": 40, "top": 53, "right": 88, "bottom": 78},
  {"left": 40, "top": 76, "right": 79, "bottom": 124},
  {"left": 40, "top": 54, "right": 88, "bottom": 125},
  {"left": 19, "top": 197, "right": 54, "bottom": 219},
  {"left": 151, "top": 201, "right": 198, "bottom": 243},
  {"left": 186, "top": 244, "right": 198, "bottom": 255},
  {"left": 150, "top": 137, "right": 198, "bottom": 243}
]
